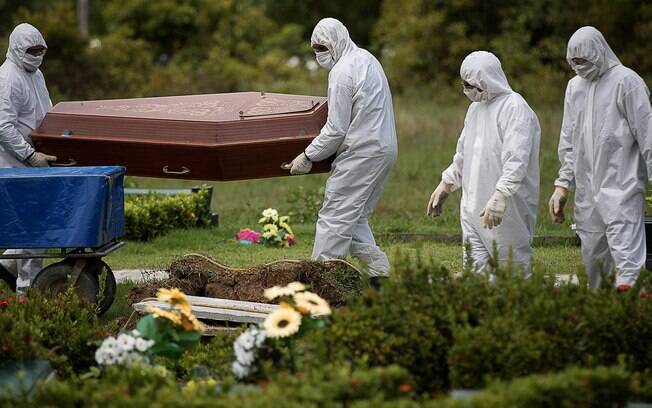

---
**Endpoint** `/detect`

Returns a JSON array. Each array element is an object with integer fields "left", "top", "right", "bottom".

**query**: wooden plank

[
  {"left": 185, "top": 295, "right": 278, "bottom": 314},
  {"left": 133, "top": 300, "right": 270, "bottom": 324}
]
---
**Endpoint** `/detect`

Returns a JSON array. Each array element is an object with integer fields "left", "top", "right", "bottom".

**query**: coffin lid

[{"left": 47, "top": 92, "right": 325, "bottom": 122}]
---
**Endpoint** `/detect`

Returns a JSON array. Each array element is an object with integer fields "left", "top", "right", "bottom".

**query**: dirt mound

[{"left": 127, "top": 254, "right": 364, "bottom": 307}]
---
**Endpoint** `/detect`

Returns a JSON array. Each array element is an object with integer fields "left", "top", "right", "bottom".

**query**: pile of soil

[{"left": 127, "top": 254, "right": 364, "bottom": 307}]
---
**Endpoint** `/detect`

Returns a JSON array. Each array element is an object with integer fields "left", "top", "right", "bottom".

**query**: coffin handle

[
  {"left": 162, "top": 165, "right": 190, "bottom": 175},
  {"left": 51, "top": 159, "right": 77, "bottom": 167}
]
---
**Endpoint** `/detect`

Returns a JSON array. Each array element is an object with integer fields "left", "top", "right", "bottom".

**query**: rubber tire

[
  {"left": 85, "top": 259, "right": 117, "bottom": 315},
  {"left": 32, "top": 260, "right": 99, "bottom": 306}
]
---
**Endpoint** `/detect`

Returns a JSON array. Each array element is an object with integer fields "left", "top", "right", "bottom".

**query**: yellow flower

[
  {"left": 157, "top": 288, "right": 188, "bottom": 305},
  {"left": 144, "top": 306, "right": 181, "bottom": 325},
  {"left": 183, "top": 378, "right": 217, "bottom": 395},
  {"left": 293, "top": 291, "right": 332, "bottom": 316},
  {"left": 157, "top": 288, "right": 192, "bottom": 314},
  {"left": 264, "top": 224, "right": 279, "bottom": 234},
  {"left": 180, "top": 309, "right": 205, "bottom": 332},
  {"left": 286, "top": 281, "right": 306, "bottom": 293},
  {"left": 264, "top": 282, "right": 306, "bottom": 300},
  {"left": 264, "top": 303, "right": 302, "bottom": 338}
]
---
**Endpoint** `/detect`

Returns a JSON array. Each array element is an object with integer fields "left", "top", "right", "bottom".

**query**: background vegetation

[{"left": 0, "top": 0, "right": 649, "bottom": 267}]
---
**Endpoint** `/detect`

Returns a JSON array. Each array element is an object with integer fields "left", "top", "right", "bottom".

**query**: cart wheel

[
  {"left": 85, "top": 259, "right": 117, "bottom": 315},
  {"left": 0, "top": 263, "right": 16, "bottom": 292},
  {"left": 32, "top": 260, "right": 99, "bottom": 307}
]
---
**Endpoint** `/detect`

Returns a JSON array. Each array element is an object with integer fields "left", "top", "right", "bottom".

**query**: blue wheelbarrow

[{"left": 0, "top": 166, "right": 125, "bottom": 315}]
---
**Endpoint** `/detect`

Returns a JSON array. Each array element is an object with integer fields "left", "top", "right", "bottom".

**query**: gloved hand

[
  {"left": 480, "top": 191, "right": 506, "bottom": 229},
  {"left": 426, "top": 181, "right": 452, "bottom": 217},
  {"left": 25, "top": 151, "right": 57, "bottom": 167},
  {"left": 287, "top": 152, "right": 312, "bottom": 175},
  {"left": 548, "top": 186, "right": 569, "bottom": 224}
]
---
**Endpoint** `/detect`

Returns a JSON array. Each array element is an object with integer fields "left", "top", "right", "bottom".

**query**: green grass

[{"left": 104, "top": 225, "right": 583, "bottom": 275}]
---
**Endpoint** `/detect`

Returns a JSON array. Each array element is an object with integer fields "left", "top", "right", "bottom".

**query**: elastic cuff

[
  {"left": 303, "top": 151, "right": 312, "bottom": 162},
  {"left": 554, "top": 181, "right": 574, "bottom": 192},
  {"left": 494, "top": 186, "right": 512, "bottom": 198}
]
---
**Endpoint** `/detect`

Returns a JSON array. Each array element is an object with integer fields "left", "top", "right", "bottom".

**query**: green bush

[
  {"left": 1, "top": 363, "right": 413, "bottom": 407},
  {"left": 302, "top": 254, "right": 652, "bottom": 392},
  {"left": 0, "top": 286, "right": 113, "bottom": 377},
  {"left": 124, "top": 188, "right": 212, "bottom": 241},
  {"left": 430, "top": 365, "right": 633, "bottom": 408},
  {"left": 286, "top": 185, "right": 324, "bottom": 224}
]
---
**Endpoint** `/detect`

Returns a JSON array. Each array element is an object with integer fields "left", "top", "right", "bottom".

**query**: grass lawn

[{"left": 104, "top": 224, "right": 583, "bottom": 274}]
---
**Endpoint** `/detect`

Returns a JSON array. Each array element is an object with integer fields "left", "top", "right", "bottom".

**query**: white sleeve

[
  {"left": 554, "top": 83, "right": 576, "bottom": 191},
  {"left": 304, "top": 76, "right": 353, "bottom": 162},
  {"left": 495, "top": 103, "right": 539, "bottom": 197},
  {"left": 622, "top": 78, "right": 652, "bottom": 182},
  {"left": 0, "top": 81, "right": 34, "bottom": 160},
  {"left": 441, "top": 126, "right": 466, "bottom": 191}
]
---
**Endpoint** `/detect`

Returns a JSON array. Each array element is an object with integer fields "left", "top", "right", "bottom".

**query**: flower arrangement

[
  {"left": 231, "top": 282, "right": 331, "bottom": 379},
  {"left": 236, "top": 228, "right": 261, "bottom": 244},
  {"left": 236, "top": 208, "right": 296, "bottom": 247},
  {"left": 95, "top": 288, "right": 204, "bottom": 367},
  {"left": 259, "top": 208, "right": 296, "bottom": 247},
  {"left": 94, "top": 330, "right": 154, "bottom": 366}
]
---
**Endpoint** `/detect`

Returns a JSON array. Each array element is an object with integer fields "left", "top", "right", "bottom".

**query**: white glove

[
  {"left": 426, "top": 181, "right": 453, "bottom": 217},
  {"left": 480, "top": 191, "right": 506, "bottom": 230},
  {"left": 26, "top": 151, "right": 57, "bottom": 167},
  {"left": 548, "top": 186, "right": 569, "bottom": 224},
  {"left": 287, "top": 152, "right": 312, "bottom": 175}
]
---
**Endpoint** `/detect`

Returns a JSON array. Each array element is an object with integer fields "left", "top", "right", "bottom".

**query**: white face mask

[
  {"left": 22, "top": 53, "right": 44, "bottom": 73},
  {"left": 573, "top": 61, "right": 599, "bottom": 81},
  {"left": 463, "top": 87, "right": 486, "bottom": 102},
  {"left": 315, "top": 50, "right": 334, "bottom": 70}
]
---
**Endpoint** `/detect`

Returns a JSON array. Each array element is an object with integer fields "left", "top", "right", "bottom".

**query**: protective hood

[
  {"left": 6, "top": 23, "right": 47, "bottom": 72},
  {"left": 311, "top": 18, "right": 357, "bottom": 65},
  {"left": 566, "top": 26, "right": 620, "bottom": 79},
  {"left": 460, "top": 51, "right": 512, "bottom": 102}
]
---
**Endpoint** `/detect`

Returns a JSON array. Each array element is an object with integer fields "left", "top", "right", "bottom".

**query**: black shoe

[
  {"left": 369, "top": 276, "right": 388, "bottom": 290},
  {"left": 0, "top": 263, "right": 16, "bottom": 292}
]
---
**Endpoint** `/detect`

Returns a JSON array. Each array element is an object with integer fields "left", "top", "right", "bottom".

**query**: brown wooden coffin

[{"left": 31, "top": 92, "right": 331, "bottom": 181}]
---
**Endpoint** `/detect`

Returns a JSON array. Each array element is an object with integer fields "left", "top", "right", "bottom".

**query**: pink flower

[
  {"left": 286, "top": 234, "right": 296, "bottom": 246},
  {"left": 236, "top": 228, "right": 261, "bottom": 243}
]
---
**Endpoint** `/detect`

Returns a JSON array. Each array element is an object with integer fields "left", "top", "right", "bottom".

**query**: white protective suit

[
  {"left": 554, "top": 26, "right": 652, "bottom": 289},
  {"left": 0, "top": 23, "right": 52, "bottom": 293},
  {"left": 442, "top": 51, "right": 540, "bottom": 274},
  {"left": 306, "top": 18, "right": 398, "bottom": 276}
]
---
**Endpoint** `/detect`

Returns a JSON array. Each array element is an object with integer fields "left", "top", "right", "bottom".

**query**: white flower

[
  {"left": 306, "top": 60, "right": 319, "bottom": 71},
  {"left": 117, "top": 333, "right": 136, "bottom": 352},
  {"left": 287, "top": 56, "right": 300, "bottom": 68},
  {"left": 236, "top": 331, "right": 256, "bottom": 350},
  {"left": 235, "top": 348, "right": 255, "bottom": 366},
  {"left": 101, "top": 336, "right": 118, "bottom": 352},
  {"left": 131, "top": 330, "right": 141, "bottom": 337},
  {"left": 95, "top": 348, "right": 106, "bottom": 365},
  {"left": 135, "top": 337, "right": 153, "bottom": 352},
  {"left": 250, "top": 326, "right": 267, "bottom": 347},
  {"left": 262, "top": 208, "right": 278, "bottom": 218},
  {"left": 103, "top": 351, "right": 118, "bottom": 366},
  {"left": 232, "top": 361, "right": 250, "bottom": 379}
]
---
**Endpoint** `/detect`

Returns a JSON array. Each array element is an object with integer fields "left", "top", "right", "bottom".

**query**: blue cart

[{"left": 0, "top": 166, "right": 125, "bottom": 314}]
